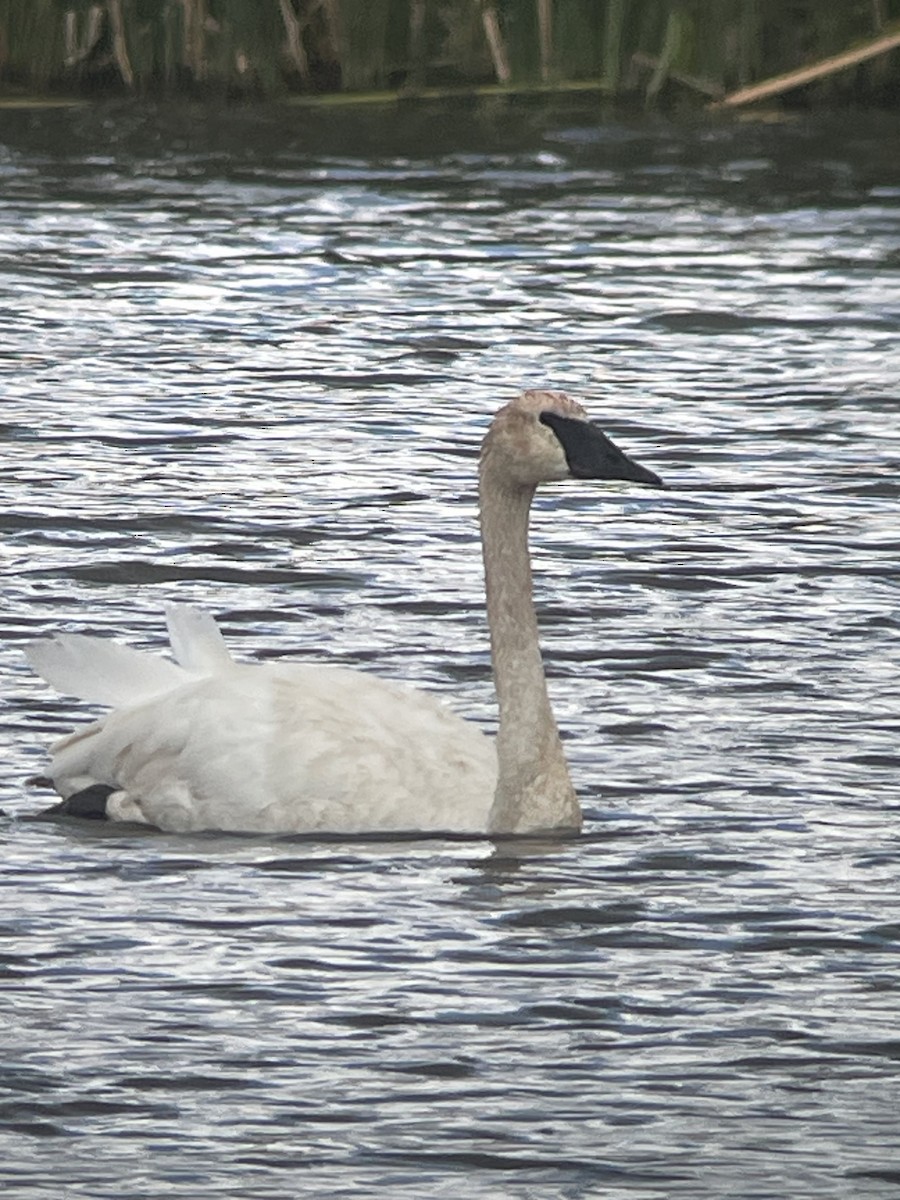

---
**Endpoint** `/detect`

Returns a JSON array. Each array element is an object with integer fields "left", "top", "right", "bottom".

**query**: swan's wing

[
  {"left": 24, "top": 634, "right": 185, "bottom": 708},
  {"left": 164, "top": 603, "right": 233, "bottom": 673},
  {"left": 25, "top": 604, "right": 233, "bottom": 710}
]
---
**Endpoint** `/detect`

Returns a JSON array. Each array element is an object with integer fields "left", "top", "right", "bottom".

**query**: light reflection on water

[{"left": 1, "top": 104, "right": 899, "bottom": 1198}]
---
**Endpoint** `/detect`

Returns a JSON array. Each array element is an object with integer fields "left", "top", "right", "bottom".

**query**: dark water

[{"left": 1, "top": 101, "right": 899, "bottom": 1198}]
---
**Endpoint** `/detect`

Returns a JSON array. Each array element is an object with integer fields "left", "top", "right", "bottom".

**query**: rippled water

[{"left": 1, "top": 102, "right": 899, "bottom": 1198}]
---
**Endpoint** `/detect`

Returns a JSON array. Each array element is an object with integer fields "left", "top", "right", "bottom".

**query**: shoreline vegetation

[{"left": 1, "top": 1, "right": 899, "bottom": 111}]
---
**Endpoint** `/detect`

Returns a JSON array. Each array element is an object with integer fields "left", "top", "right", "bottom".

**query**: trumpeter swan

[{"left": 25, "top": 391, "right": 661, "bottom": 836}]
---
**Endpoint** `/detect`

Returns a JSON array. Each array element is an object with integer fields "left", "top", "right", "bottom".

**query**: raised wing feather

[
  {"left": 24, "top": 634, "right": 186, "bottom": 708},
  {"left": 164, "top": 603, "right": 233, "bottom": 673}
]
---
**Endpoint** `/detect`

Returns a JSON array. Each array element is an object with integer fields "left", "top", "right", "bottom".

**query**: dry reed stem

[{"left": 714, "top": 25, "right": 900, "bottom": 107}]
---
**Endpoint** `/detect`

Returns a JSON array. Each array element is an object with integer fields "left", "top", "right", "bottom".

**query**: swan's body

[
  {"left": 35, "top": 629, "right": 498, "bottom": 834},
  {"left": 25, "top": 391, "right": 661, "bottom": 836}
]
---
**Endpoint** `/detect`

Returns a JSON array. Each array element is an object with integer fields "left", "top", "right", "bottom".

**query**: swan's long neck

[{"left": 479, "top": 463, "right": 581, "bottom": 834}]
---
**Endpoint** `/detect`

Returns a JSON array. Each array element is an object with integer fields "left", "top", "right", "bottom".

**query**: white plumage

[{"left": 25, "top": 392, "right": 661, "bottom": 836}]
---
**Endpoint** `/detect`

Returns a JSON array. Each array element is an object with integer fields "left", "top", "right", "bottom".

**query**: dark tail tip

[{"left": 40, "top": 784, "right": 115, "bottom": 821}]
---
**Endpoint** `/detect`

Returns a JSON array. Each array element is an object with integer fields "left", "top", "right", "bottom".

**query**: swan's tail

[{"left": 24, "top": 603, "right": 234, "bottom": 708}]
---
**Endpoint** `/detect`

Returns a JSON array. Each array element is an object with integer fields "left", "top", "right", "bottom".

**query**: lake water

[{"left": 1, "top": 100, "right": 899, "bottom": 1198}]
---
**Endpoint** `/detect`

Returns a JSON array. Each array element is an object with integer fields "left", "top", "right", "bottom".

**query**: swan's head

[{"left": 481, "top": 390, "right": 662, "bottom": 490}]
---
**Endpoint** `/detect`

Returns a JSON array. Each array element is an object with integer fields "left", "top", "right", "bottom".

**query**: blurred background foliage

[{"left": 0, "top": 0, "right": 898, "bottom": 105}]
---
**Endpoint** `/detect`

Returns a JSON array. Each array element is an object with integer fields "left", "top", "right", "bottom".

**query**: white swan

[{"left": 25, "top": 391, "right": 661, "bottom": 836}]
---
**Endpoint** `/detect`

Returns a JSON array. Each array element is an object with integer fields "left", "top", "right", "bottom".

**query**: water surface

[{"left": 1, "top": 102, "right": 899, "bottom": 1198}]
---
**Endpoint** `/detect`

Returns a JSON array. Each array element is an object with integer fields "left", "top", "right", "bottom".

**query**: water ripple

[{"left": 1, "top": 104, "right": 899, "bottom": 1199}]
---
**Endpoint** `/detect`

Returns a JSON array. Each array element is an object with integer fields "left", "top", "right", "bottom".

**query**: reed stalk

[
  {"left": 602, "top": 0, "right": 627, "bottom": 91},
  {"left": 481, "top": 2, "right": 512, "bottom": 85},
  {"left": 536, "top": 0, "right": 553, "bottom": 83}
]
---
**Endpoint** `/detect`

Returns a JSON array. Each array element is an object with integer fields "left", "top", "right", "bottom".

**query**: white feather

[
  {"left": 164, "top": 602, "right": 232, "bottom": 673},
  {"left": 24, "top": 633, "right": 186, "bottom": 708}
]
